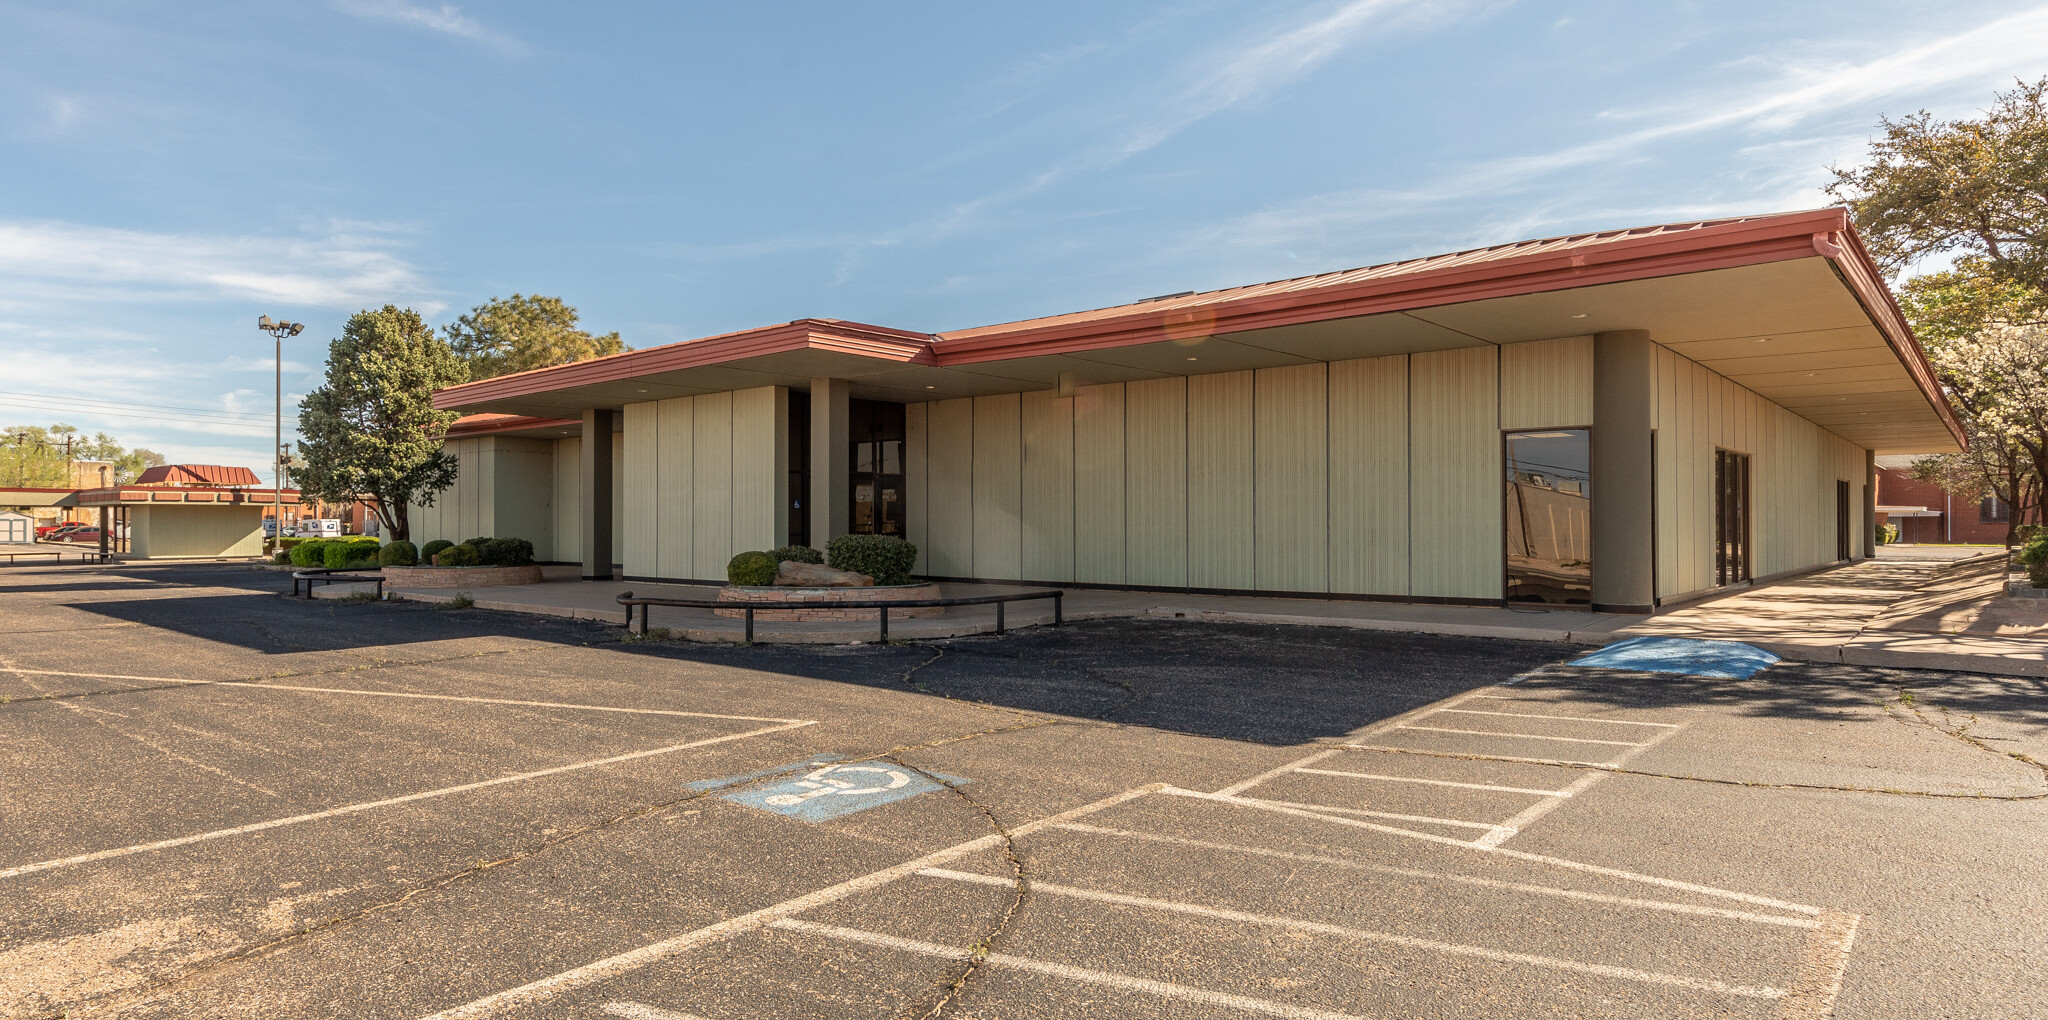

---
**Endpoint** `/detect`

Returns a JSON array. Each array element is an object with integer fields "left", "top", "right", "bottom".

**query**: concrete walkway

[{"left": 343, "top": 554, "right": 2045, "bottom": 674}]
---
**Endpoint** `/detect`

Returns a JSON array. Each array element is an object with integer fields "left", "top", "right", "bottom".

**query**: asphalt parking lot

[{"left": 3, "top": 563, "right": 2045, "bottom": 1019}]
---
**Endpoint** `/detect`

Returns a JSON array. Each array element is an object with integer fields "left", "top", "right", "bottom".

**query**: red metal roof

[{"left": 134, "top": 464, "right": 263, "bottom": 487}]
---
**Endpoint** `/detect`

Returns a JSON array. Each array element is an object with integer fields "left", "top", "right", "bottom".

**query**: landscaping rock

[{"left": 774, "top": 561, "right": 874, "bottom": 587}]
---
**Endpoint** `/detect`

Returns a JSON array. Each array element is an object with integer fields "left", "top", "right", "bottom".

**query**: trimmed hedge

[
  {"left": 438, "top": 542, "right": 481, "bottom": 567},
  {"left": 2019, "top": 534, "right": 2048, "bottom": 589},
  {"left": 287, "top": 541, "right": 327, "bottom": 567},
  {"left": 727, "top": 550, "right": 777, "bottom": 586},
  {"left": 826, "top": 534, "right": 917, "bottom": 586},
  {"left": 379, "top": 540, "right": 419, "bottom": 567},
  {"left": 770, "top": 545, "right": 824, "bottom": 565},
  {"left": 323, "top": 538, "right": 380, "bottom": 569},
  {"left": 421, "top": 539, "right": 454, "bottom": 562},
  {"left": 478, "top": 537, "right": 535, "bottom": 567}
]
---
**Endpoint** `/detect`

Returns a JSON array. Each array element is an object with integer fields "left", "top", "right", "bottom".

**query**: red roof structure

[{"left": 134, "top": 464, "right": 263, "bottom": 488}]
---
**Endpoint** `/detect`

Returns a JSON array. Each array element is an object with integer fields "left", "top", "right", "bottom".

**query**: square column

[
  {"left": 810, "top": 378, "right": 850, "bottom": 548},
  {"left": 1863, "top": 448, "right": 1877, "bottom": 558},
  {"left": 1591, "top": 330, "right": 1656, "bottom": 614},
  {"left": 580, "top": 408, "right": 615, "bottom": 580}
]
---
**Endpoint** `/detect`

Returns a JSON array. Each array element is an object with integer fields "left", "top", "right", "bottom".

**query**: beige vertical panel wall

[
  {"left": 1328, "top": 355, "right": 1408, "bottom": 596},
  {"left": 1072, "top": 384, "right": 1126, "bottom": 584},
  {"left": 1501, "top": 337, "right": 1594, "bottom": 429},
  {"left": 971, "top": 394, "right": 1023, "bottom": 580},
  {"left": 1410, "top": 347, "right": 1503, "bottom": 599},
  {"left": 617, "top": 386, "right": 787, "bottom": 580},
  {"left": 1254, "top": 364, "right": 1327, "bottom": 592},
  {"left": 129, "top": 505, "right": 265, "bottom": 558},
  {"left": 924, "top": 398, "right": 974, "bottom": 577},
  {"left": 1124, "top": 378, "right": 1187, "bottom": 587},
  {"left": 1187, "top": 371, "right": 1254, "bottom": 589},
  {"left": 1653, "top": 347, "right": 1868, "bottom": 598},
  {"left": 1020, "top": 390, "right": 1074, "bottom": 581},
  {"left": 411, "top": 436, "right": 566, "bottom": 561}
]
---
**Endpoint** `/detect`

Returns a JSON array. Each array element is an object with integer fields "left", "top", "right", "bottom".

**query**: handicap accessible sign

[{"left": 687, "top": 756, "right": 967, "bottom": 823}]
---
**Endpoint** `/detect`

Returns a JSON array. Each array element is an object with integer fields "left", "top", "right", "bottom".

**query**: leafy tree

[
  {"left": 1827, "top": 78, "right": 2048, "bottom": 315},
  {"left": 295, "top": 306, "right": 466, "bottom": 542},
  {"left": 442, "top": 294, "right": 626, "bottom": 380},
  {"left": 2, "top": 424, "right": 164, "bottom": 486},
  {"left": 1898, "top": 274, "right": 2046, "bottom": 543}
]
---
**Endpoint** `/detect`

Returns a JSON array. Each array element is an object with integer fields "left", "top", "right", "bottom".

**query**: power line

[{"left": 0, "top": 390, "right": 290, "bottom": 421}]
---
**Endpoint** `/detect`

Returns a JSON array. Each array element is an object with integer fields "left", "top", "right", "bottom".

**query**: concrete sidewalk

[{"left": 347, "top": 555, "right": 2046, "bottom": 675}]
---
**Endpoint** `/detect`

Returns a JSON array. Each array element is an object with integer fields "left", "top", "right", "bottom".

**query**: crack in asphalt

[{"left": 1887, "top": 683, "right": 2048, "bottom": 786}]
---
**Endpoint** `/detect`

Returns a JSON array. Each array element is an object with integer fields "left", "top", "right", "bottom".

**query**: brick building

[{"left": 1874, "top": 457, "right": 2020, "bottom": 544}]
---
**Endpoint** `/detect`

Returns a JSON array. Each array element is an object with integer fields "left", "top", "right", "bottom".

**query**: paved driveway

[{"left": 2, "top": 563, "right": 2044, "bottom": 1019}]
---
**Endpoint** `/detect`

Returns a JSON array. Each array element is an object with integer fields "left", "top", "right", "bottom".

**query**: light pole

[{"left": 258, "top": 315, "right": 304, "bottom": 549}]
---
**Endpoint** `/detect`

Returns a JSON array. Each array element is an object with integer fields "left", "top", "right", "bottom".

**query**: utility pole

[{"left": 258, "top": 316, "right": 305, "bottom": 550}]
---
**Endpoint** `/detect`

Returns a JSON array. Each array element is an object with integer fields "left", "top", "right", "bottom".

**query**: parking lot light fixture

[{"left": 258, "top": 315, "right": 305, "bottom": 549}]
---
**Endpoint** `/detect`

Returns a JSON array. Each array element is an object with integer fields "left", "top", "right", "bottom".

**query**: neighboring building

[
  {"left": 49, "top": 465, "right": 297, "bottom": 559},
  {"left": 1874, "top": 457, "right": 2025, "bottom": 544},
  {"left": 0, "top": 509, "right": 32, "bottom": 543},
  {"left": 416, "top": 209, "right": 1965, "bottom": 612}
]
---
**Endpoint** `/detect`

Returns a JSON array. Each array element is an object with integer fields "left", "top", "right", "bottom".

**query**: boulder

[{"left": 774, "top": 560, "right": 874, "bottom": 587}]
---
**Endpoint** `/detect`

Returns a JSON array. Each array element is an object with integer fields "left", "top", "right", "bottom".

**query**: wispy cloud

[
  {"left": 1182, "top": 4, "right": 2048, "bottom": 261},
  {"left": 332, "top": 0, "right": 525, "bottom": 53},
  {"left": 0, "top": 220, "right": 436, "bottom": 310}
]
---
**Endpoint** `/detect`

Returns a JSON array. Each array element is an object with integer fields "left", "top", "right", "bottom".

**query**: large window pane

[{"left": 1504, "top": 429, "right": 1591, "bottom": 605}]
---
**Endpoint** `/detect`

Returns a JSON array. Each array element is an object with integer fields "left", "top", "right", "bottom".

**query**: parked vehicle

[
  {"left": 35, "top": 521, "right": 74, "bottom": 539},
  {"left": 41, "top": 523, "right": 91, "bottom": 541},
  {"left": 53, "top": 527, "right": 102, "bottom": 543},
  {"left": 293, "top": 519, "right": 343, "bottom": 538}
]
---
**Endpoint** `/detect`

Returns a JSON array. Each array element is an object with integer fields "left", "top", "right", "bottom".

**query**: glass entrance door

[
  {"left": 1504, "top": 429, "right": 1591, "bottom": 604},
  {"left": 848, "top": 400, "right": 905, "bottom": 537},
  {"left": 1715, "top": 449, "right": 1752, "bottom": 585}
]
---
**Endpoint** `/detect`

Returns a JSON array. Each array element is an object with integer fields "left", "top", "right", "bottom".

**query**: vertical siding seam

[{"left": 1405, "top": 353, "right": 1413, "bottom": 599}]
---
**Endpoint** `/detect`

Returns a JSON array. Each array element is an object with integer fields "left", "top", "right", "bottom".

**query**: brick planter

[
  {"left": 715, "top": 582, "right": 944, "bottom": 621},
  {"left": 382, "top": 564, "right": 544, "bottom": 588}
]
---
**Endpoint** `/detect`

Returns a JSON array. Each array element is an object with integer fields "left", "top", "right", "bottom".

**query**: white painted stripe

[
  {"left": 1292, "top": 767, "right": 1570, "bottom": 797},
  {"left": 1212, "top": 747, "right": 1345, "bottom": 797},
  {"left": 1394, "top": 725, "right": 1651, "bottom": 747},
  {"left": 0, "top": 721, "right": 813, "bottom": 881},
  {"left": 912, "top": 870, "right": 1786, "bottom": 999},
  {"left": 1777, "top": 912, "right": 1862, "bottom": 1019},
  {"left": 1048, "top": 824, "right": 1818, "bottom": 929},
  {"left": 1432, "top": 708, "right": 1683, "bottom": 728},
  {"left": 0, "top": 668, "right": 805, "bottom": 724},
  {"left": 411, "top": 785, "right": 1163, "bottom": 1019},
  {"left": 1339, "top": 744, "right": 1613, "bottom": 767},
  {"left": 1471, "top": 720, "right": 1687, "bottom": 850},
  {"left": 602, "top": 1003, "right": 714, "bottom": 1020},
  {"left": 770, "top": 918, "right": 1375, "bottom": 1020},
  {"left": 1229, "top": 796, "right": 1505, "bottom": 832},
  {"left": 1161, "top": 786, "right": 1823, "bottom": 915}
]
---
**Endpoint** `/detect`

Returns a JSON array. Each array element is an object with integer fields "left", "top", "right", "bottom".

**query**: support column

[
  {"left": 810, "top": 378, "right": 850, "bottom": 548},
  {"left": 1592, "top": 329, "right": 1657, "bottom": 614},
  {"left": 1863, "top": 448, "right": 1877, "bottom": 558},
  {"left": 580, "top": 408, "right": 615, "bottom": 580},
  {"left": 97, "top": 505, "right": 109, "bottom": 558}
]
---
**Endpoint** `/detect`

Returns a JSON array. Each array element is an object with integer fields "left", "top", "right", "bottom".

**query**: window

[
  {"left": 1981, "top": 497, "right": 2010, "bottom": 523},
  {"left": 1503, "top": 430, "right": 1590, "bottom": 605}
]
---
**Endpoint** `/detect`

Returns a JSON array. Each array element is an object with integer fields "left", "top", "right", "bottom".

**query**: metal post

[
  {"left": 1054, "top": 592, "right": 1063, "bottom": 627},
  {"left": 744, "top": 606, "right": 755, "bottom": 644},
  {"left": 879, "top": 605, "right": 889, "bottom": 643},
  {"left": 275, "top": 334, "right": 281, "bottom": 552},
  {"left": 996, "top": 600, "right": 1005, "bottom": 635}
]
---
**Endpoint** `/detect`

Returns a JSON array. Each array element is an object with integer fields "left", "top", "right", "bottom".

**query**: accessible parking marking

[{"left": 693, "top": 757, "right": 967, "bottom": 823}]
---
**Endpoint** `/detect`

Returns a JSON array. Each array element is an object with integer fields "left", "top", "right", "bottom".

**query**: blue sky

[{"left": 2, "top": 0, "right": 2043, "bottom": 470}]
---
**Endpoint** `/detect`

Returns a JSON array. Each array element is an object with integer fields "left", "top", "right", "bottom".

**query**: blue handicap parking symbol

[
  {"left": 686, "top": 756, "right": 966, "bottom": 823},
  {"left": 1570, "top": 636, "right": 1781, "bottom": 679}
]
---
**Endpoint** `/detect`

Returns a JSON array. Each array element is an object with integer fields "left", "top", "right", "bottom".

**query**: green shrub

[
  {"left": 323, "top": 538, "right": 379, "bottom": 569},
  {"left": 288, "top": 540, "right": 329, "bottom": 567},
  {"left": 271, "top": 550, "right": 292, "bottom": 565},
  {"left": 770, "top": 545, "right": 824, "bottom": 565},
  {"left": 2018, "top": 535, "right": 2048, "bottom": 589},
  {"left": 464, "top": 536, "right": 491, "bottom": 550},
  {"left": 1877, "top": 523, "right": 1900, "bottom": 545},
  {"left": 421, "top": 539, "right": 454, "bottom": 562},
  {"left": 476, "top": 537, "right": 535, "bottom": 567},
  {"left": 826, "top": 534, "right": 917, "bottom": 586},
  {"left": 379, "top": 540, "right": 419, "bottom": 567},
  {"left": 438, "top": 543, "right": 481, "bottom": 567},
  {"left": 727, "top": 550, "right": 777, "bottom": 586}
]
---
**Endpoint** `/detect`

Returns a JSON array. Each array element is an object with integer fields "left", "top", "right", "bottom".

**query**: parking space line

[
  {"left": 1338, "top": 744, "right": 1615, "bottom": 767},
  {"left": 1212, "top": 747, "right": 1346, "bottom": 797},
  {"left": 602, "top": 1003, "right": 712, "bottom": 1020},
  {"left": 1292, "top": 767, "right": 1570, "bottom": 797},
  {"left": 1230, "top": 795, "right": 1505, "bottom": 832},
  {"left": 1432, "top": 708, "right": 1683, "bottom": 728},
  {"left": 1394, "top": 725, "right": 1651, "bottom": 748},
  {"left": 412, "top": 785, "right": 1163, "bottom": 1019},
  {"left": 1048, "top": 824, "right": 1820, "bottom": 929},
  {"left": 915, "top": 870, "right": 1787, "bottom": 999},
  {"left": 1164, "top": 787, "right": 1825, "bottom": 915},
  {"left": 1471, "top": 722, "right": 1688, "bottom": 850},
  {"left": 769, "top": 918, "right": 1373, "bottom": 1020},
  {"left": 0, "top": 668, "right": 806, "bottom": 724},
  {"left": 1777, "top": 912, "right": 1862, "bottom": 1019},
  {"left": 0, "top": 721, "right": 814, "bottom": 881}
]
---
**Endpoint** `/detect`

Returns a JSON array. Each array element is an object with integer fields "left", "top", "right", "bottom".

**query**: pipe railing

[
  {"left": 1, "top": 550, "right": 113, "bottom": 566},
  {"left": 614, "top": 589, "right": 1064, "bottom": 643}
]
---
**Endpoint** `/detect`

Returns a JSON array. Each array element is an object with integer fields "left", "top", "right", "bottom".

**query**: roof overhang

[
  {"left": 75, "top": 487, "right": 298, "bottom": 507},
  {"left": 433, "top": 209, "right": 1963, "bottom": 454}
]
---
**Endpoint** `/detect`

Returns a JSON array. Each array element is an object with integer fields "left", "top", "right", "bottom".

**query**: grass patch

[
  {"left": 336, "top": 590, "right": 381, "bottom": 603},
  {"left": 434, "top": 591, "right": 475, "bottom": 609},
  {"left": 624, "top": 625, "right": 675, "bottom": 642}
]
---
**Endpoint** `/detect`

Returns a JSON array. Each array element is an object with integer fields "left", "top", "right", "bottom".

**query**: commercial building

[
  {"left": 1873, "top": 456, "right": 2023, "bottom": 544},
  {"left": 419, "top": 209, "right": 1963, "bottom": 612},
  {"left": 2, "top": 465, "right": 295, "bottom": 559}
]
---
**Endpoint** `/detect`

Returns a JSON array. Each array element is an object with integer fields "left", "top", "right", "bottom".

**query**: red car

[
  {"left": 44, "top": 524, "right": 99, "bottom": 543},
  {"left": 35, "top": 522, "right": 74, "bottom": 539}
]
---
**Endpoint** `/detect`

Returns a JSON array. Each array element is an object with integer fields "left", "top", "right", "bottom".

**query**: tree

[
  {"left": 1827, "top": 78, "right": 2048, "bottom": 315},
  {"left": 1897, "top": 273, "right": 2047, "bottom": 543},
  {"left": 442, "top": 294, "right": 626, "bottom": 380},
  {"left": 2, "top": 424, "right": 164, "bottom": 486},
  {"left": 295, "top": 306, "right": 466, "bottom": 542}
]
